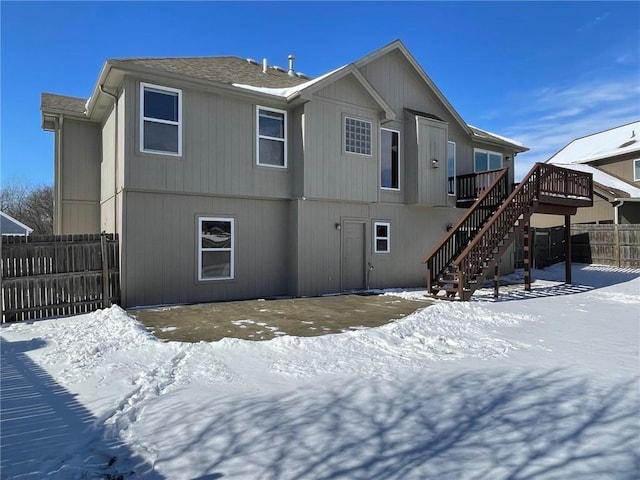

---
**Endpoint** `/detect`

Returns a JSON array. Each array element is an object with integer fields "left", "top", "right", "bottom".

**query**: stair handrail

[
  {"left": 422, "top": 168, "right": 510, "bottom": 292},
  {"left": 452, "top": 164, "right": 543, "bottom": 288}
]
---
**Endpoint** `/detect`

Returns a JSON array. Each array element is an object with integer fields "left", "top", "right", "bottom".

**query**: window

[
  {"left": 257, "top": 107, "right": 287, "bottom": 167},
  {"left": 474, "top": 148, "right": 503, "bottom": 172},
  {"left": 345, "top": 116, "right": 372, "bottom": 155},
  {"left": 380, "top": 128, "right": 400, "bottom": 190},
  {"left": 634, "top": 159, "right": 640, "bottom": 181},
  {"left": 140, "top": 83, "right": 181, "bottom": 155},
  {"left": 374, "top": 222, "right": 390, "bottom": 253},
  {"left": 198, "top": 217, "right": 234, "bottom": 281},
  {"left": 447, "top": 141, "right": 456, "bottom": 195}
]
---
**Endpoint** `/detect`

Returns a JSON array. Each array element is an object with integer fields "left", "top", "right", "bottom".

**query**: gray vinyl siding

[
  {"left": 121, "top": 191, "right": 291, "bottom": 307},
  {"left": 293, "top": 199, "right": 463, "bottom": 296},
  {"left": 302, "top": 98, "right": 379, "bottom": 202},
  {"left": 360, "top": 51, "right": 502, "bottom": 195},
  {"left": 592, "top": 155, "right": 639, "bottom": 185},
  {"left": 60, "top": 119, "right": 101, "bottom": 233},
  {"left": 124, "top": 76, "right": 293, "bottom": 200},
  {"left": 292, "top": 200, "right": 370, "bottom": 296},
  {"left": 405, "top": 116, "right": 449, "bottom": 206}
]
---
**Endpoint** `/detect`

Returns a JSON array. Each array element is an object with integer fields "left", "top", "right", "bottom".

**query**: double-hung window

[
  {"left": 447, "top": 141, "right": 456, "bottom": 195},
  {"left": 374, "top": 222, "right": 390, "bottom": 253},
  {"left": 257, "top": 106, "right": 287, "bottom": 167},
  {"left": 140, "top": 83, "right": 182, "bottom": 155},
  {"left": 381, "top": 128, "right": 400, "bottom": 190},
  {"left": 634, "top": 159, "right": 640, "bottom": 181},
  {"left": 198, "top": 217, "right": 234, "bottom": 281},
  {"left": 474, "top": 148, "right": 503, "bottom": 172},
  {"left": 345, "top": 116, "right": 372, "bottom": 155}
]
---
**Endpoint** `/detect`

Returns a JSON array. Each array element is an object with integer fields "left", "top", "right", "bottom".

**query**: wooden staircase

[{"left": 423, "top": 163, "right": 593, "bottom": 301}]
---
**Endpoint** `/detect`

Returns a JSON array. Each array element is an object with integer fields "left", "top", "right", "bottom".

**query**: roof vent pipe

[
  {"left": 262, "top": 58, "right": 268, "bottom": 73},
  {"left": 288, "top": 54, "right": 295, "bottom": 77}
]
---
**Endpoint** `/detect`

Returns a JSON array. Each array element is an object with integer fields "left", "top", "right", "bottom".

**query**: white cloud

[{"left": 494, "top": 77, "right": 640, "bottom": 180}]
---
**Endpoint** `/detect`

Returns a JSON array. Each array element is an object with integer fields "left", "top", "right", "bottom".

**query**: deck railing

[
  {"left": 424, "top": 163, "right": 593, "bottom": 300},
  {"left": 423, "top": 168, "right": 510, "bottom": 294}
]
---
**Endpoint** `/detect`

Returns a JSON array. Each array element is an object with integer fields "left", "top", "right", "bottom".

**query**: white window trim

[
  {"left": 140, "top": 82, "right": 182, "bottom": 156},
  {"left": 380, "top": 128, "right": 401, "bottom": 191},
  {"left": 197, "top": 216, "right": 235, "bottom": 281},
  {"left": 374, "top": 221, "right": 391, "bottom": 253},
  {"left": 447, "top": 141, "right": 456, "bottom": 196},
  {"left": 634, "top": 159, "right": 640, "bottom": 181},
  {"left": 256, "top": 106, "right": 287, "bottom": 168},
  {"left": 344, "top": 115, "right": 373, "bottom": 156},
  {"left": 473, "top": 148, "right": 503, "bottom": 173}
]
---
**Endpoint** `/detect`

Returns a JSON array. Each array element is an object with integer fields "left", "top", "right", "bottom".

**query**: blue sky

[{"left": 1, "top": 1, "right": 639, "bottom": 186}]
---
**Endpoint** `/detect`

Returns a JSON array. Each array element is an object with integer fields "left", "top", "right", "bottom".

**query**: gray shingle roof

[
  {"left": 117, "top": 56, "right": 311, "bottom": 88},
  {"left": 41, "top": 93, "right": 87, "bottom": 115}
]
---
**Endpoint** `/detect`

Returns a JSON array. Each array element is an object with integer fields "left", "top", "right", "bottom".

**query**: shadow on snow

[
  {"left": 0, "top": 337, "right": 164, "bottom": 480},
  {"left": 147, "top": 369, "right": 639, "bottom": 480}
]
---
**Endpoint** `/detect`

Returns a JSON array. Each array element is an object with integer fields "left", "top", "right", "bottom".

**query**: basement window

[
  {"left": 257, "top": 106, "right": 287, "bottom": 168},
  {"left": 198, "top": 217, "right": 234, "bottom": 281},
  {"left": 140, "top": 83, "right": 182, "bottom": 156},
  {"left": 345, "top": 116, "right": 372, "bottom": 155},
  {"left": 374, "top": 222, "right": 390, "bottom": 253}
]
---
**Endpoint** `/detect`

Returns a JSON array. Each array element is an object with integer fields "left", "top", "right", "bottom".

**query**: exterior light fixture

[
  {"left": 335, "top": 223, "right": 341, "bottom": 230},
  {"left": 432, "top": 159, "right": 439, "bottom": 168}
]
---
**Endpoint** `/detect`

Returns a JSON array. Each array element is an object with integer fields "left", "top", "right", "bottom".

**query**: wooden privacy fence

[
  {"left": 571, "top": 224, "right": 640, "bottom": 268},
  {"left": 1, "top": 234, "right": 120, "bottom": 322},
  {"left": 515, "top": 224, "right": 640, "bottom": 269}
]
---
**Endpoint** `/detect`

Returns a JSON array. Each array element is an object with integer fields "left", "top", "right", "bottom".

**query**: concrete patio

[{"left": 129, "top": 294, "right": 432, "bottom": 342}]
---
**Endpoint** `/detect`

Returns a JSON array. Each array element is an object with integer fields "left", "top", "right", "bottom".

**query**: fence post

[{"left": 100, "top": 234, "right": 110, "bottom": 308}]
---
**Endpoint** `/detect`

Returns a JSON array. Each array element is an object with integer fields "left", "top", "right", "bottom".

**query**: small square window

[
  {"left": 345, "top": 117, "right": 372, "bottom": 155},
  {"left": 374, "top": 222, "right": 390, "bottom": 253}
]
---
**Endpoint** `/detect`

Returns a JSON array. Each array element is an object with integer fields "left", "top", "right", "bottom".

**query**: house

[
  {"left": 532, "top": 121, "right": 640, "bottom": 227},
  {"left": 41, "top": 39, "right": 536, "bottom": 307},
  {"left": 1, "top": 211, "right": 33, "bottom": 236}
]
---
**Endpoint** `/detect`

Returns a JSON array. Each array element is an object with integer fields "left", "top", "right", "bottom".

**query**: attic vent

[
  {"left": 270, "top": 65, "right": 285, "bottom": 72},
  {"left": 246, "top": 58, "right": 259, "bottom": 65},
  {"left": 619, "top": 139, "right": 637, "bottom": 149}
]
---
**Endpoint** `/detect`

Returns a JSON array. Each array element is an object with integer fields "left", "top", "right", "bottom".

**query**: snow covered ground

[{"left": 1, "top": 263, "right": 639, "bottom": 479}]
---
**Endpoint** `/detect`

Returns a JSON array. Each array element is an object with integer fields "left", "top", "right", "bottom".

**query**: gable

[
  {"left": 356, "top": 44, "right": 470, "bottom": 136},
  {"left": 314, "top": 72, "right": 382, "bottom": 110}
]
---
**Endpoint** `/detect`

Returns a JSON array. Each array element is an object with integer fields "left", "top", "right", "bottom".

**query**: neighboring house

[
  {"left": 41, "top": 39, "right": 530, "bottom": 308},
  {"left": 533, "top": 121, "right": 640, "bottom": 227},
  {"left": 1, "top": 211, "right": 34, "bottom": 236}
]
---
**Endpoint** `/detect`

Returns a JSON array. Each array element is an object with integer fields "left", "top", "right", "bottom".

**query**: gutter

[{"left": 613, "top": 197, "right": 640, "bottom": 224}]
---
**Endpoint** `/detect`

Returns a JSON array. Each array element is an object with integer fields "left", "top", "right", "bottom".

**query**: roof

[
  {"left": 41, "top": 40, "right": 526, "bottom": 151},
  {"left": 552, "top": 162, "right": 640, "bottom": 199},
  {"left": 116, "top": 56, "right": 310, "bottom": 89},
  {"left": 41, "top": 93, "right": 87, "bottom": 115},
  {"left": 1, "top": 211, "right": 33, "bottom": 236},
  {"left": 548, "top": 120, "right": 640, "bottom": 165},
  {"left": 468, "top": 125, "right": 528, "bottom": 151}
]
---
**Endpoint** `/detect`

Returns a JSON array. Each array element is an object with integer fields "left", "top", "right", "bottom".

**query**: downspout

[
  {"left": 99, "top": 85, "right": 118, "bottom": 236},
  {"left": 55, "top": 114, "right": 64, "bottom": 234}
]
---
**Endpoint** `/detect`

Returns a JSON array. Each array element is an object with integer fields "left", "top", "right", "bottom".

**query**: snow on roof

[
  {"left": 555, "top": 162, "right": 640, "bottom": 198},
  {"left": 467, "top": 125, "right": 528, "bottom": 150},
  {"left": 548, "top": 121, "right": 640, "bottom": 165},
  {"left": 232, "top": 65, "right": 348, "bottom": 98}
]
